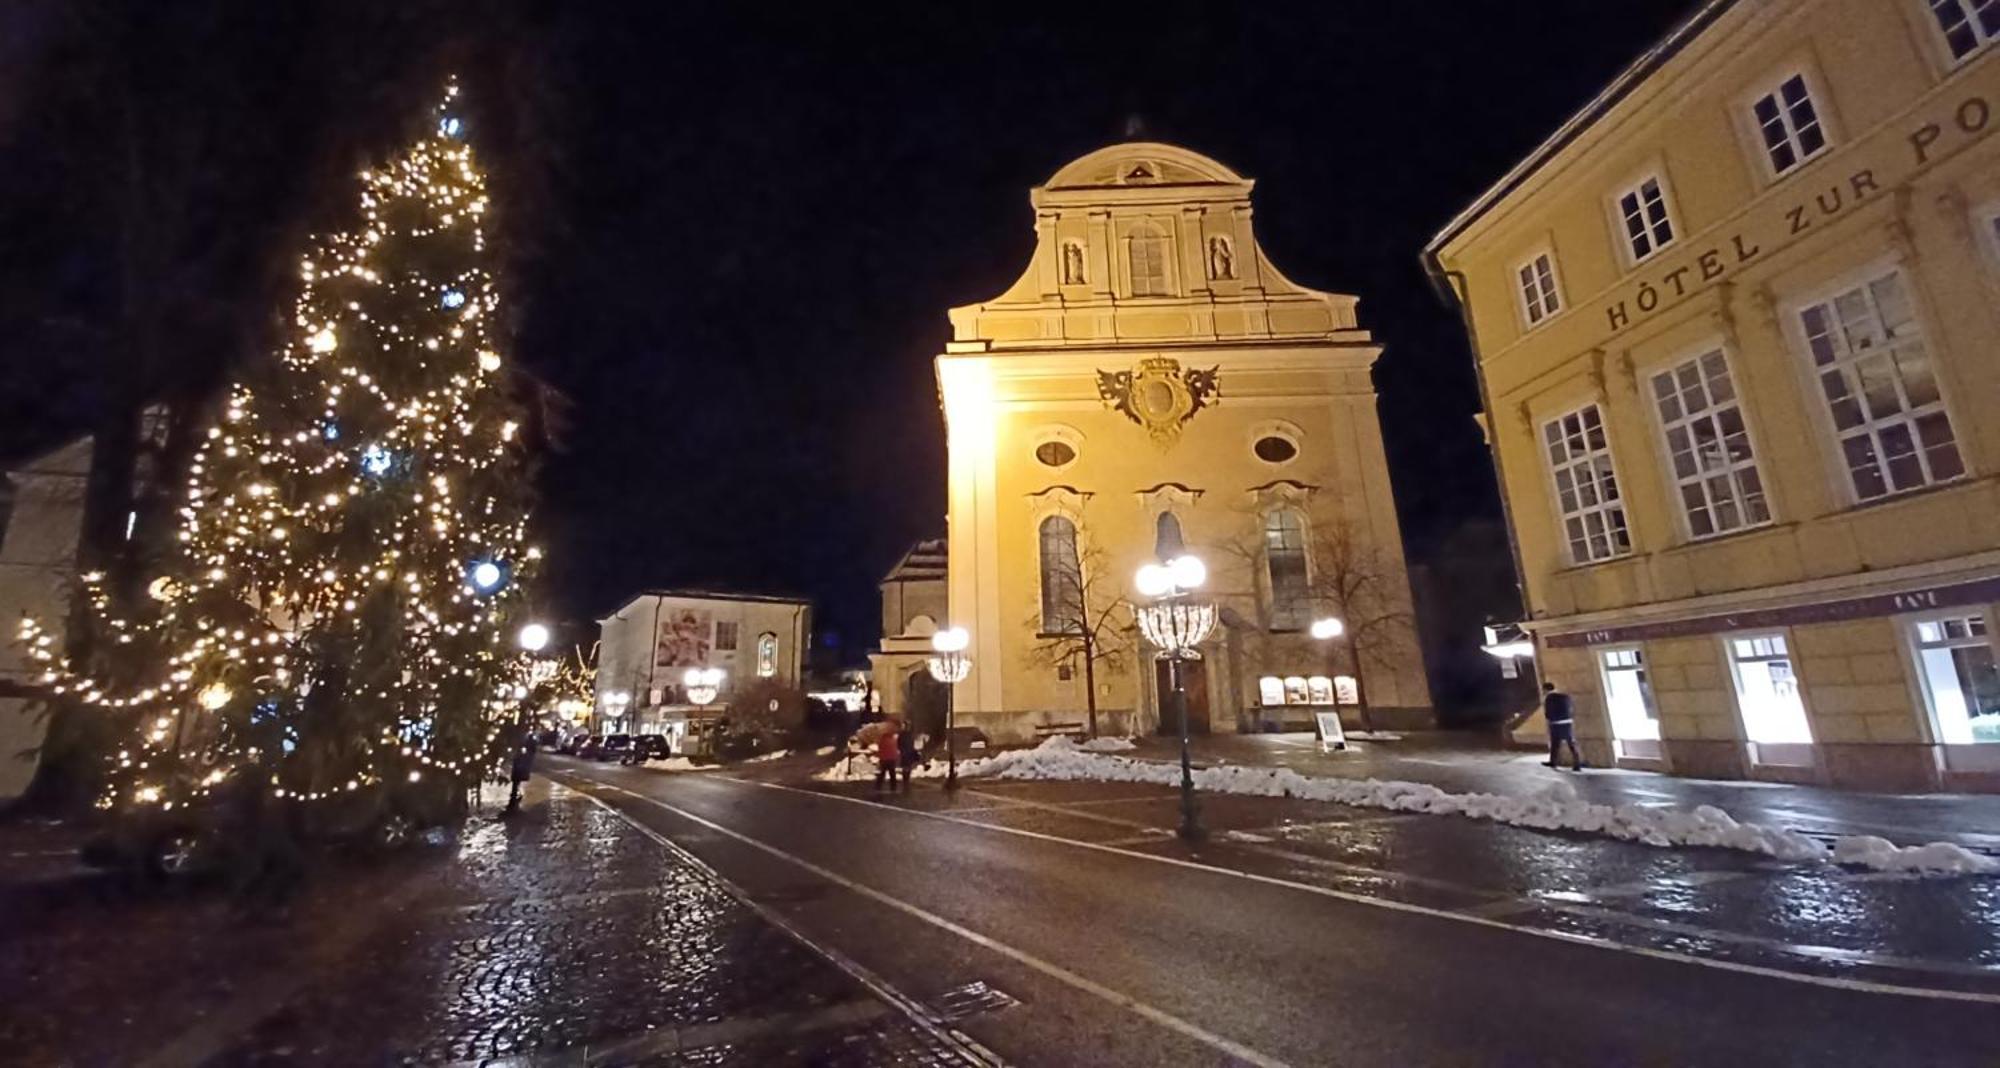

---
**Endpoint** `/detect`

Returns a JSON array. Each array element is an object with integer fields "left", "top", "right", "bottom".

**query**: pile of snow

[
  {"left": 742, "top": 750, "right": 791, "bottom": 764},
  {"left": 814, "top": 745, "right": 837, "bottom": 756},
  {"left": 948, "top": 739, "right": 1997, "bottom": 877},
  {"left": 1344, "top": 731, "right": 1404, "bottom": 742},
  {"left": 1078, "top": 737, "right": 1137, "bottom": 752},
  {"left": 650, "top": 757, "right": 717, "bottom": 773},
  {"left": 812, "top": 752, "right": 951, "bottom": 783}
]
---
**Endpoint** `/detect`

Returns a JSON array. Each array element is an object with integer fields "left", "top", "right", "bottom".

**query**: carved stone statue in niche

[
  {"left": 1207, "top": 235, "right": 1236, "bottom": 281},
  {"left": 1061, "top": 240, "right": 1087, "bottom": 285}
]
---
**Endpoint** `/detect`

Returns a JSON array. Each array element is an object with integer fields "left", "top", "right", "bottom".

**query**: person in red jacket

[{"left": 875, "top": 718, "right": 903, "bottom": 792}]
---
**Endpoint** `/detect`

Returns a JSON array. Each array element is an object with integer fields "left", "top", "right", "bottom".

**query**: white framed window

[
  {"left": 1615, "top": 174, "right": 1676, "bottom": 263},
  {"left": 1749, "top": 72, "right": 1829, "bottom": 177},
  {"left": 1726, "top": 633, "right": 1813, "bottom": 746},
  {"left": 1334, "top": 675, "right": 1359, "bottom": 705},
  {"left": 755, "top": 632, "right": 778, "bottom": 678},
  {"left": 1257, "top": 676, "right": 1285, "bottom": 707},
  {"left": 1650, "top": 348, "right": 1771, "bottom": 538},
  {"left": 1909, "top": 613, "right": 2000, "bottom": 744},
  {"left": 1515, "top": 249, "right": 1562, "bottom": 327},
  {"left": 1307, "top": 676, "right": 1335, "bottom": 705},
  {"left": 1038, "top": 515, "right": 1084, "bottom": 634},
  {"left": 1927, "top": 0, "right": 1998, "bottom": 62},
  {"left": 1263, "top": 509, "right": 1310, "bottom": 631},
  {"left": 1129, "top": 223, "right": 1169, "bottom": 297},
  {"left": 1596, "top": 647, "right": 1661, "bottom": 757},
  {"left": 1797, "top": 269, "right": 1963, "bottom": 502},
  {"left": 1542, "top": 404, "right": 1631, "bottom": 564},
  {"left": 1283, "top": 676, "right": 1309, "bottom": 705},
  {"left": 714, "top": 621, "right": 739, "bottom": 652}
]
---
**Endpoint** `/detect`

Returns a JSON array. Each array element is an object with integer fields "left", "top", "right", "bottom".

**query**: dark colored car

[
  {"left": 594, "top": 734, "right": 634, "bottom": 762},
  {"left": 557, "top": 733, "right": 589, "bottom": 755},
  {"left": 620, "top": 734, "right": 673, "bottom": 764},
  {"left": 81, "top": 772, "right": 463, "bottom": 882},
  {"left": 574, "top": 734, "right": 605, "bottom": 759}
]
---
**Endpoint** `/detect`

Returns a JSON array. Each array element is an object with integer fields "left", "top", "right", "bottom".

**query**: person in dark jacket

[
  {"left": 1542, "top": 681, "right": 1584, "bottom": 771},
  {"left": 507, "top": 726, "right": 539, "bottom": 812},
  {"left": 897, "top": 725, "right": 922, "bottom": 787}
]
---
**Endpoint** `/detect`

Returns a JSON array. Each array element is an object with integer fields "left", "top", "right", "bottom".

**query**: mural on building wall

[{"left": 655, "top": 608, "right": 713, "bottom": 667}]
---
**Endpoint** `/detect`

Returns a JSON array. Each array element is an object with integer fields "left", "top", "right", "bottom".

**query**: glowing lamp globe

[
  {"left": 1167, "top": 554, "right": 1207, "bottom": 591},
  {"left": 1310, "top": 617, "right": 1346, "bottom": 641},
  {"left": 1135, "top": 563, "right": 1172, "bottom": 599},
  {"left": 931, "top": 626, "right": 970, "bottom": 654},
  {"left": 470, "top": 561, "right": 504, "bottom": 592},
  {"left": 517, "top": 623, "right": 550, "bottom": 652},
  {"left": 684, "top": 667, "right": 724, "bottom": 706}
]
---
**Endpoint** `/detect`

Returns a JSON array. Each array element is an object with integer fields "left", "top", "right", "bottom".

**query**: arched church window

[
  {"left": 1264, "top": 508, "right": 1309, "bottom": 631},
  {"left": 756, "top": 632, "right": 778, "bottom": 677},
  {"left": 1038, "top": 515, "right": 1084, "bottom": 635},
  {"left": 1154, "top": 511, "right": 1185, "bottom": 558},
  {"left": 1129, "top": 224, "right": 1169, "bottom": 297}
]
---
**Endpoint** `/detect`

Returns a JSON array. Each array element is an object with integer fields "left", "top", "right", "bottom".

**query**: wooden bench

[{"left": 1032, "top": 721, "right": 1086, "bottom": 742}]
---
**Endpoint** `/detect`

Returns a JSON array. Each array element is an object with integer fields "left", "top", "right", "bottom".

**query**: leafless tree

[
  {"left": 1225, "top": 508, "right": 1416, "bottom": 735},
  {"left": 1021, "top": 538, "right": 1134, "bottom": 739}
]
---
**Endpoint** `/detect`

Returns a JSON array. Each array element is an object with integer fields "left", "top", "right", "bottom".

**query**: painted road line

[
  {"left": 562, "top": 774, "right": 1293, "bottom": 1068},
  {"left": 552, "top": 781, "right": 1004, "bottom": 1067},
  {"left": 723, "top": 775, "right": 2000, "bottom": 1006},
  {"left": 960, "top": 787, "right": 1165, "bottom": 833}
]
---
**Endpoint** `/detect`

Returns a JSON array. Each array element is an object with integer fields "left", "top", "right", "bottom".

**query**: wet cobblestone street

[{"left": 0, "top": 781, "right": 982, "bottom": 1066}]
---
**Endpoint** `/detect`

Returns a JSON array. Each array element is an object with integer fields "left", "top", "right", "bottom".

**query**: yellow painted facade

[
  {"left": 1428, "top": 0, "right": 2000, "bottom": 790},
  {"left": 938, "top": 143, "right": 1428, "bottom": 742}
]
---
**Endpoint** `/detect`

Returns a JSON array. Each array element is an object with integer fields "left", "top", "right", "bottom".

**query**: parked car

[
  {"left": 81, "top": 771, "right": 463, "bottom": 883},
  {"left": 574, "top": 734, "right": 605, "bottom": 759},
  {"left": 621, "top": 734, "right": 674, "bottom": 765},
  {"left": 594, "top": 734, "right": 635, "bottom": 762},
  {"left": 557, "top": 733, "right": 591, "bottom": 756}
]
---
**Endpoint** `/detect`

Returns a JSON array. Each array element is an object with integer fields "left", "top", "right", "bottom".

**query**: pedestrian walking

[
  {"left": 507, "top": 726, "right": 539, "bottom": 812},
  {"left": 897, "top": 724, "right": 922, "bottom": 788},
  {"left": 1542, "top": 681, "right": 1584, "bottom": 771},
  {"left": 874, "top": 718, "right": 902, "bottom": 792}
]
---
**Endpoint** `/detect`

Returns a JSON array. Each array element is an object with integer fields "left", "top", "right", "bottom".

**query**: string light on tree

[{"left": 19, "top": 77, "right": 541, "bottom": 813}]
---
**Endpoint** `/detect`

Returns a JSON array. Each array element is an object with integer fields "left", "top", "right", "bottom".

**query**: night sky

[{"left": 0, "top": 1, "right": 1696, "bottom": 665}]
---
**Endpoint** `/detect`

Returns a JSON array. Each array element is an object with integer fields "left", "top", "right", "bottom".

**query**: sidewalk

[
  {"left": 0, "top": 779, "right": 979, "bottom": 1066},
  {"left": 1122, "top": 731, "right": 2000, "bottom": 852}
]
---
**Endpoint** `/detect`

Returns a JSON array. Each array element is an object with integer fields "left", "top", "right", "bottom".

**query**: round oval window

[
  {"left": 1035, "top": 440, "right": 1077, "bottom": 467},
  {"left": 1254, "top": 435, "right": 1298, "bottom": 463}
]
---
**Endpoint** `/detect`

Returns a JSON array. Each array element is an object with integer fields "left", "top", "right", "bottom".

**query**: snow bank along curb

[{"left": 929, "top": 738, "right": 1996, "bottom": 877}]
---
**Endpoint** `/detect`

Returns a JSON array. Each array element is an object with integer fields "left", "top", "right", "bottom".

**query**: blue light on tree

[
  {"left": 322, "top": 422, "right": 341, "bottom": 441},
  {"left": 469, "top": 559, "right": 508, "bottom": 593},
  {"left": 361, "top": 444, "right": 395, "bottom": 477},
  {"left": 441, "top": 288, "right": 466, "bottom": 309},
  {"left": 439, "top": 116, "right": 463, "bottom": 138}
]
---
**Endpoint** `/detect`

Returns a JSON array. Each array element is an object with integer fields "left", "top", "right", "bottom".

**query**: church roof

[
  {"left": 882, "top": 538, "right": 947, "bottom": 584},
  {"left": 1041, "top": 142, "right": 1247, "bottom": 192}
]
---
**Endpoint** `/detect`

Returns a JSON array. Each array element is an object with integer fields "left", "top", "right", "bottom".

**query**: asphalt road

[{"left": 548, "top": 757, "right": 2000, "bottom": 1067}]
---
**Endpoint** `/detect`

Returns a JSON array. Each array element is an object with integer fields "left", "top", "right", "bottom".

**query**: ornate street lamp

[
  {"left": 1135, "top": 554, "right": 1216, "bottom": 841},
  {"left": 927, "top": 626, "right": 971, "bottom": 790},
  {"left": 1312, "top": 615, "right": 1371, "bottom": 734},
  {"left": 683, "top": 667, "right": 725, "bottom": 707}
]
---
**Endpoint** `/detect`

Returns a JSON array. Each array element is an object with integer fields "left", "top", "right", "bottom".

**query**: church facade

[{"left": 937, "top": 143, "right": 1429, "bottom": 742}]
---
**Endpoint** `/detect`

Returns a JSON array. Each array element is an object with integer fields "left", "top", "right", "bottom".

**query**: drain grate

[{"left": 927, "top": 980, "right": 1020, "bottom": 1023}]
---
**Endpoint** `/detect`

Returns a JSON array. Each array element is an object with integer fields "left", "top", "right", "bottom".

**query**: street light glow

[
  {"left": 1135, "top": 562, "right": 1171, "bottom": 598},
  {"left": 1310, "top": 617, "right": 1346, "bottom": 641},
  {"left": 931, "top": 626, "right": 970, "bottom": 653},
  {"left": 518, "top": 622, "right": 550, "bottom": 651},
  {"left": 1167, "top": 554, "right": 1206, "bottom": 591}
]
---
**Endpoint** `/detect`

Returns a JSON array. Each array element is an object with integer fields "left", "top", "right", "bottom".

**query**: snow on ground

[
  {"left": 1344, "top": 731, "right": 1404, "bottom": 742},
  {"left": 1078, "top": 737, "right": 1137, "bottom": 752},
  {"left": 811, "top": 752, "right": 952, "bottom": 783},
  {"left": 947, "top": 738, "right": 1997, "bottom": 877},
  {"left": 742, "top": 750, "right": 791, "bottom": 763},
  {"left": 651, "top": 757, "right": 717, "bottom": 773}
]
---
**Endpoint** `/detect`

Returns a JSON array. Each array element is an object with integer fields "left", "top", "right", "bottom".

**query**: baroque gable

[{"left": 947, "top": 142, "right": 1369, "bottom": 350}]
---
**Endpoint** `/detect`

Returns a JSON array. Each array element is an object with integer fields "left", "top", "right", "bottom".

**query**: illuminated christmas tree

[{"left": 20, "top": 80, "right": 537, "bottom": 811}]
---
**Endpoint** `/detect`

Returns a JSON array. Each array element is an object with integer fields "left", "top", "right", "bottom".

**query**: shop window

[
  {"left": 1307, "top": 676, "right": 1334, "bottom": 705},
  {"left": 1928, "top": 0, "right": 1998, "bottom": 62},
  {"left": 1650, "top": 349, "right": 1771, "bottom": 538},
  {"left": 1615, "top": 174, "right": 1675, "bottom": 263},
  {"left": 1910, "top": 614, "right": 2000, "bottom": 744},
  {"left": 1750, "top": 72, "right": 1828, "bottom": 177},
  {"left": 1263, "top": 508, "right": 1309, "bottom": 630},
  {"left": 1727, "top": 634, "right": 1813, "bottom": 745},
  {"left": 756, "top": 632, "right": 778, "bottom": 678},
  {"left": 1598, "top": 648, "right": 1661, "bottom": 749},
  {"left": 1258, "top": 676, "right": 1284, "bottom": 707},
  {"left": 715, "top": 621, "right": 739, "bottom": 652},
  {"left": 1334, "top": 676, "right": 1359, "bottom": 705},
  {"left": 1283, "top": 676, "right": 1309, "bottom": 705},
  {"left": 1543, "top": 404, "right": 1631, "bottom": 564},
  {"left": 1798, "top": 270, "right": 1962, "bottom": 502},
  {"left": 1515, "top": 249, "right": 1562, "bottom": 327}
]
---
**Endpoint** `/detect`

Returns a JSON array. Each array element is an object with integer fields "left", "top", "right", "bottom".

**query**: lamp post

[
  {"left": 1134, "top": 554, "right": 1216, "bottom": 842},
  {"left": 683, "top": 667, "right": 725, "bottom": 706},
  {"left": 600, "top": 689, "right": 630, "bottom": 734},
  {"left": 927, "top": 626, "right": 971, "bottom": 790}
]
